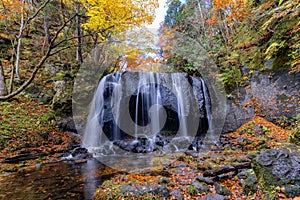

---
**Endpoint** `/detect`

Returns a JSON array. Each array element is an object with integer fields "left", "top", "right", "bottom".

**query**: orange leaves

[
  {"left": 126, "top": 55, "right": 160, "bottom": 72},
  {"left": 0, "top": 0, "right": 26, "bottom": 20},
  {"left": 206, "top": 15, "right": 218, "bottom": 24},
  {"left": 209, "top": 0, "right": 251, "bottom": 23}
]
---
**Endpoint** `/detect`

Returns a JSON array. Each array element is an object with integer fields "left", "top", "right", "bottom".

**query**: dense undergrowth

[
  {"left": 219, "top": 0, "right": 300, "bottom": 91},
  {"left": 0, "top": 93, "right": 78, "bottom": 173}
]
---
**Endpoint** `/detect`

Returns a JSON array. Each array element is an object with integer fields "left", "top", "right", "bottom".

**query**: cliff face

[{"left": 223, "top": 70, "right": 300, "bottom": 133}]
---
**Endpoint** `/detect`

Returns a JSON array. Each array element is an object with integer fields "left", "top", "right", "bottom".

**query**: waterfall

[
  {"left": 83, "top": 71, "right": 211, "bottom": 154},
  {"left": 200, "top": 78, "right": 212, "bottom": 130}
]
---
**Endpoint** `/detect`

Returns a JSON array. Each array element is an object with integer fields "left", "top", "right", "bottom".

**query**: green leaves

[{"left": 278, "top": 0, "right": 284, "bottom": 6}]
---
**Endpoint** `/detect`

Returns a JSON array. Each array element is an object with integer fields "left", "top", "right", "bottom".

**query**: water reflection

[
  {"left": 0, "top": 159, "right": 119, "bottom": 200},
  {"left": 82, "top": 160, "right": 98, "bottom": 199}
]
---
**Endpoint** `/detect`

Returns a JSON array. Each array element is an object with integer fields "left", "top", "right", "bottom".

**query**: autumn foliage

[
  {"left": 209, "top": 0, "right": 251, "bottom": 23},
  {"left": 79, "top": 0, "right": 158, "bottom": 39}
]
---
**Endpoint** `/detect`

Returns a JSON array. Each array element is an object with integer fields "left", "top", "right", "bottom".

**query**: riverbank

[{"left": 0, "top": 93, "right": 80, "bottom": 173}]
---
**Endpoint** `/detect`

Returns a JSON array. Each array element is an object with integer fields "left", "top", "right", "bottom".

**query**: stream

[{"left": 0, "top": 159, "right": 120, "bottom": 200}]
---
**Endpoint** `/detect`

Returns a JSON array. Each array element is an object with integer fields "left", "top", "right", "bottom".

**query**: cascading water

[{"left": 83, "top": 71, "right": 211, "bottom": 155}]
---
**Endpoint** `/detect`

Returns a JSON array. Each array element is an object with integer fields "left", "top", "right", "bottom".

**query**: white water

[{"left": 83, "top": 72, "right": 212, "bottom": 154}]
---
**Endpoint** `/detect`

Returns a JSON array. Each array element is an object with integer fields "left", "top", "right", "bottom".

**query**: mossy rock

[
  {"left": 252, "top": 149, "right": 300, "bottom": 198},
  {"left": 289, "top": 128, "right": 300, "bottom": 145}
]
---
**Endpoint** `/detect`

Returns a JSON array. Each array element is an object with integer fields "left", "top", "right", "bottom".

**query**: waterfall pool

[{"left": 0, "top": 159, "right": 120, "bottom": 200}]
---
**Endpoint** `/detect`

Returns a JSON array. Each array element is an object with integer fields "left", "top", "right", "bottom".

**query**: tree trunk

[
  {"left": 0, "top": 62, "right": 8, "bottom": 96},
  {"left": 43, "top": 15, "right": 51, "bottom": 49},
  {"left": 75, "top": 1, "right": 83, "bottom": 64},
  {"left": 15, "top": 3, "right": 25, "bottom": 80}
]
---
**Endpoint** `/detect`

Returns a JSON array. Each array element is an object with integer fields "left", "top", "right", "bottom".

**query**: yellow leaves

[
  {"left": 0, "top": 33, "right": 9, "bottom": 39},
  {"left": 60, "top": 0, "right": 75, "bottom": 8},
  {"left": 0, "top": 0, "right": 28, "bottom": 25},
  {"left": 264, "top": 41, "right": 285, "bottom": 60},
  {"left": 79, "top": 0, "right": 158, "bottom": 37}
]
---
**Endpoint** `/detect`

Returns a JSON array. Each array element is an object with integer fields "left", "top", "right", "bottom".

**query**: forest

[{"left": 0, "top": 0, "right": 299, "bottom": 199}]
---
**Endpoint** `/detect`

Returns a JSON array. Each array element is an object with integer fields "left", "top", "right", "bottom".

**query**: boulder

[{"left": 252, "top": 149, "right": 300, "bottom": 198}]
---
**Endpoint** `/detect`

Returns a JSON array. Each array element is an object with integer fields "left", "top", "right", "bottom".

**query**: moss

[
  {"left": 271, "top": 53, "right": 291, "bottom": 70},
  {"left": 187, "top": 185, "right": 198, "bottom": 196},
  {"left": 289, "top": 128, "right": 300, "bottom": 145},
  {"left": 94, "top": 180, "right": 122, "bottom": 200}
]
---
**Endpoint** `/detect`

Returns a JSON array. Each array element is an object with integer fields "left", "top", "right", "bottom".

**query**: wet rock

[
  {"left": 189, "top": 137, "right": 204, "bottom": 151},
  {"left": 171, "top": 189, "right": 184, "bottom": 200},
  {"left": 214, "top": 183, "right": 232, "bottom": 196},
  {"left": 120, "top": 185, "right": 135, "bottom": 196},
  {"left": 136, "top": 184, "right": 170, "bottom": 198},
  {"left": 158, "top": 177, "right": 171, "bottom": 185},
  {"left": 114, "top": 137, "right": 164, "bottom": 153},
  {"left": 154, "top": 134, "right": 166, "bottom": 146},
  {"left": 242, "top": 175, "right": 257, "bottom": 195},
  {"left": 191, "top": 181, "right": 209, "bottom": 194},
  {"left": 198, "top": 194, "right": 228, "bottom": 200},
  {"left": 285, "top": 185, "right": 300, "bottom": 198},
  {"left": 98, "top": 72, "right": 210, "bottom": 142},
  {"left": 57, "top": 118, "right": 77, "bottom": 133},
  {"left": 151, "top": 185, "right": 170, "bottom": 198},
  {"left": 69, "top": 147, "right": 92, "bottom": 160},
  {"left": 71, "top": 147, "right": 87, "bottom": 156},
  {"left": 252, "top": 148, "right": 300, "bottom": 198},
  {"left": 194, "top": 176, "right": 214, "bottom": 185}
]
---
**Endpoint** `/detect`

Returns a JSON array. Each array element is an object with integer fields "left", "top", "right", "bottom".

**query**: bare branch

[
  {"left": 52, "top": 34, "right": 91, "bottom": 49},
  {"left": 26, "top": 0, "right": 51, "bottom": 25},
  {"left": 49, "top": 44, "right": 77, "bottom": 56},
  {"left": 49, "top": 14, "right": 77, "bottom": 47},
  {"left": 0, "top": 14, "right": 77, "bottom": 100}
]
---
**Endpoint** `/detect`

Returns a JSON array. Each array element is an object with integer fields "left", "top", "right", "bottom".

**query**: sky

[
  {"left": 146, "top": 0, "right": 168, "bottom": 30},
  {"left": 146, "top": 0, "right": 186, "bottom": 30}
]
